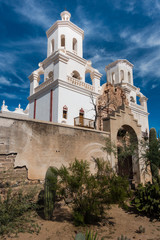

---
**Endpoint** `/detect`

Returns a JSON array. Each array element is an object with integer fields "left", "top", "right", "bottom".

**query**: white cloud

[
  {"left": 0, "top": 77, "right": 10, "bottom": 86},
  {"left": 1, "top": 0, "right": 57, "bottom": 29},
  {"left": 142, "top": 0, "right": 160, "bottom": 18},
  {"left": 151, "top": 84, "right": 158, "bottom": 89},
  {"left": 114, "top": 0, "right": 137, "bottom": 13},
  {"left": 1, "top": 92, "right": 18, "bottom": 99},
  {"left": 75, "top": 5, "right": 113, "bottom": 42}
]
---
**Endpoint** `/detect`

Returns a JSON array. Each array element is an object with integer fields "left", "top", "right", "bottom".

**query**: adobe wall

[
  {"left": 0, "top": 114, "right": 109, "bottom": 180},
  {"left": 0, "top": 153, "right": 42, "bottom": 200}
]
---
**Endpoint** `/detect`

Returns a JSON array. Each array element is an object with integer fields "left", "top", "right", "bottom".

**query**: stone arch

[
  {"left": 103, "top": 105, "right": 142, "bottom": 184},
  {"left": 117, "top": 124, "right": 139, "bottom": 186},
  {"left": 34, "top": 67, "right": 44, "bottom": 84},
  {"left": 85, "top": 69, "right": 93, "bottom": 85}
]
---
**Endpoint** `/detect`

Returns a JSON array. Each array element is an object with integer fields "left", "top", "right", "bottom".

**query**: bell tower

[{"left": 46, "top": 10, "right": 84, "bottom": 58}]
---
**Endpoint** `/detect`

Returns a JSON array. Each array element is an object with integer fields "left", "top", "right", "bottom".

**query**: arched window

[
  {"left": 85, "top": 71, "right": 92, "bottom": 85},
  {"left": 73, "top": 38, "right": 77, "bottom": 53},
  {"left": 128, "top": 72, "right": 131, "bottom": 83},
  {"left": 120, "top": 70, "right": 124, "bottom": 81},
  {"left": 72, "top": 70, "right": 81, "bottom": 80},
  {"left": 79, "top": 108, "right": 84, "bottom": 126},
  {"left": 61, "top": 35, "right": 65, "bottom": 47},
  {"left": 130, "top": 96, "right": 135, "bottom": 103},
  {"left": 51, "top": 39, "right": 54, "bottom": 53},
  {"left": 63, "top": 105, "right": 68, "bottom": 119},
  {"left": 48, "top": 71, "right": 53, "bottom": 78},
  {"left": 112, "top": 72, "right": 115, "bottom": 83}
]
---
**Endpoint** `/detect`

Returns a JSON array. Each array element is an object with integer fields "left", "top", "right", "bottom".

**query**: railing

[
  {"left": 74, "top": 117, "right": 94, "bottom": 129},
  {"left": 130, "top": 102, "right": 145, "bottom": 110},
  {"left": 35, "top": 77, "right": 54, "bottom": 93},
  {"left": 67, "top": 76, "right": 94, "bottom": 92}
]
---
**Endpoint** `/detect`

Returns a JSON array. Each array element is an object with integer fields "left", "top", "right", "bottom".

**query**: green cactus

[
  {"left": 85, "top": 230, "right": 98, "bottom": 240},
  {"left": 44, "top": 166, "right": 58, "bottom": 220},
  {"left": 75, "top": 230, "right": 99, "bottom": 240},
  {"left": 75, "top": 233, "right": 85, "bottom": 240},
  {"left": 117, "top": 235, "right": 131, "bottom": 240}
]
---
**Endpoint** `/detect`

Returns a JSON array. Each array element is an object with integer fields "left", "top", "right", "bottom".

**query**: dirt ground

[{"left": 5, "top": 205, "right": 160, "bottom": 240}]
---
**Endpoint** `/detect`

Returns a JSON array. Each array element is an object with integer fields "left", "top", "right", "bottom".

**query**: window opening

[
  {"left": 73, "top": 38, "right": 77, "bottom": 52},
  {"left": 120, "top": 70, "right": 124, "bottom": 81},
  {"left": 51, "top": 39, "right": 54, "bottom": 53},
  {"left": 61, "top": 35, "right": 65, "bottom": 47},
  {"left": 63, "top": 105, "right": 68, "bottom": 119},
  {"left": 128, "top": 72, "right": 131, "bottom": 83},
  {"left": 79, "top": 108, "right": 84, "bottom": 125}
]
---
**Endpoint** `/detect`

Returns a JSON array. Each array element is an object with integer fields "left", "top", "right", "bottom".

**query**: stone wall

[
  {"left": 0, "top": 114, "right": 109, "bottom": 180},
  {"left": 0, "top": 153, "right": 42, "bottom": 200}
]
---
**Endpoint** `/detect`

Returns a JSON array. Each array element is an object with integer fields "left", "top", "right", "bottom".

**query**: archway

[{"left": 117, "top": 125, "right": 139, "bottom": 186}]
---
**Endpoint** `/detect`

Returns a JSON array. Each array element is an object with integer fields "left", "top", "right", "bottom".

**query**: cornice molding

[
  {"left": 28, "top": 79, "right": 99, "bottom": 101},
  {"left": 42, "top": 51, "right": 69, "bottom": 68},
  {"left": 66, "top": 50, "right": 87, "bottom": 66},
  {"left": 28, "top": 72, "right": 39, "bottom": 82},
  {"left": 105, "top": 59, "right": 134, "bottom": 71},
  {"left": 46, "top": 20, "right": 84, "bottom": 39},
  {"left": 130, "top": 106, "right": 149, "bottom": 116}
]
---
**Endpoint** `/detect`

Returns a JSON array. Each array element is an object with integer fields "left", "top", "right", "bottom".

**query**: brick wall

[{"left": 0, "top": 153, "right": 42, "bottom": 200}]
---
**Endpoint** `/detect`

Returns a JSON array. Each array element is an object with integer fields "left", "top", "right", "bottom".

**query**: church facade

[
  {"left": 26, "top": 10, "right": 149, "bottom": 134},
  {"left": 0, "top": 10, "right": 151, "bottom": 184},
  {"left": 28, "top": 11, "right": 101, "bottom": 128}
]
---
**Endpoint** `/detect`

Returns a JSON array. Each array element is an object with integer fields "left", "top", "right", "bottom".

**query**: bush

[
  {"left": 56, "top": 158, "right": 130, "bottom": 225},
  {"left": 131, "top": 182, "right": 160, "bottom": 219},
  {"left": 0, "top": 188, "right": 40, "bottom": 236}
]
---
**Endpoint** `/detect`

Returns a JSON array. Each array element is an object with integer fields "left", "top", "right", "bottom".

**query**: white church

[{"left": 1, "top": 10, "right": 149, "bottom": 134}]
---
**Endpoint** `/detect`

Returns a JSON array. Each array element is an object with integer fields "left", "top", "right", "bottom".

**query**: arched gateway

[
  {"left": 117, "top": 125, "right": 139, "bottom": 187},
  {"left": 103, "top": 105, "right": 143, "bottom": 185}
]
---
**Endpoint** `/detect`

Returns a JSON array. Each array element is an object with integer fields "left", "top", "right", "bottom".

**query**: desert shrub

[
  {"left": 44, "top": 166, "right": 58, "bottom": 220},
  {"left": 131, "top": 182, "right": 160, "bottom": 219},
  {"left": 108, "top": 175, "right": 130, "bottom": 204},
  {"left": 0, "top": 188, "right": 40, "bottom": 236},
  {"left": 56, "top": 158, "right": 130, "bottom": 226},
  {"left": 58, "top": 159, "right": 104, "bottom": 225}
]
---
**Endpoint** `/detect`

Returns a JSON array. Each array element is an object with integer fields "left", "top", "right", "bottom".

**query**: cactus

[
  {"left": 117, "top": 235, "right": 131, "bottom": 240},
  {"left": 75, "top": 233, "right": 85, "bottom": 240},
  {"left": 44, "top": 167, "right": 57, "bottom": 220},
  {"left": 75, "top": 230, "right": 99, "bottom": 240},
  {"left": 85, "top": 230, "right": 98, "bottom": 240}
]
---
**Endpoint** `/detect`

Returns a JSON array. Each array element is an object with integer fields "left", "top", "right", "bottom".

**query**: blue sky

[{"left": 0, "top": 0, "right": 160, "bottom": 132}]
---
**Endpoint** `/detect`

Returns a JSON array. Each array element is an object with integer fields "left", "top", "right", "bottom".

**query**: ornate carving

[{"left": 97, "top": 82, "right": 129, "bottom": 130}]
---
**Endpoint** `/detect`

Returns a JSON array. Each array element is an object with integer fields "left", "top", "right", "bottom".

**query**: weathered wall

[
  {"left": 0, "top": 114, "right": 109, "bottom": 180},
  {"left": 103, "top": 105, "right": 152, "bottom": 184},
  {"left": 0, "top": 153, "right": 42, "bottom": 200}
]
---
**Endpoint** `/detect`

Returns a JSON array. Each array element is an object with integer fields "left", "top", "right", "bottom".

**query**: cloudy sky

[{"left": 0, "top": 0, "right": 160, "bottom": 132}]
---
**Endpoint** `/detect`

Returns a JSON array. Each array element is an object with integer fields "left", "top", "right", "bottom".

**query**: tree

[{"left": 90, "top": 93, "right": 115, "bottom": 129}]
